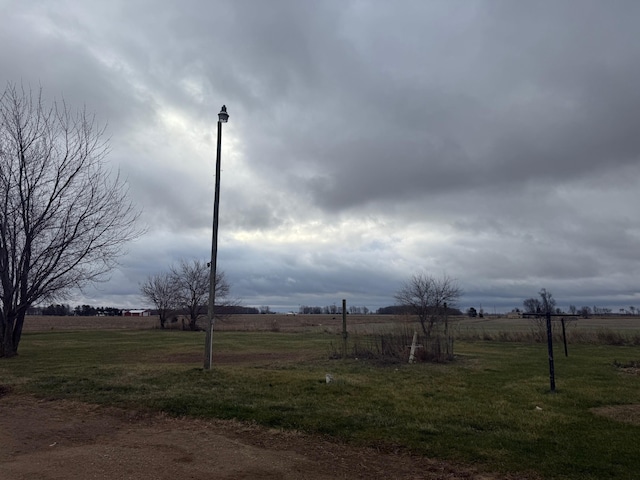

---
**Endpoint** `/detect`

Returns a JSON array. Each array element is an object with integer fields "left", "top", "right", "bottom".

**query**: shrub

[{"left": 330, "top": 327, "right": 454, "bottom": 363}]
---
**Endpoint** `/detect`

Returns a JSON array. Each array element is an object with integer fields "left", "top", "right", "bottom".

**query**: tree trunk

[
  {"left": 188, "top": 317, "right": 198, "bottom": 331},
  {"left": 419, "top": 314, "right": 432, "bottom": 338},
  {"left": 0, "top": 310, "right": 24, "bottom": 358}
]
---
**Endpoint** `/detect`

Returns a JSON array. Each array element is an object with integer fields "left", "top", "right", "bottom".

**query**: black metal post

[
  {"left": 546, "top": 310, "right": 556, "bottom": 392},
  {"left": 342, "top": 299, "right": 348, "bottom": 358},
  {"left": 561, "top": 318, "right": 568, "bottom": 357}
]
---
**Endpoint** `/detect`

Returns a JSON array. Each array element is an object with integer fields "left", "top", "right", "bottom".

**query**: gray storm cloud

[{"left": 2, "top": 0, "right": 640, "bottom": 312}]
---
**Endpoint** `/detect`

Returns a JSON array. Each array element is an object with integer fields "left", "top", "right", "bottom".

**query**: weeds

[
  {"left": 613, "top": 359, "right": 640, "bottom": 369},
  {"left": 457, "top": 327, "right": 640, "bottom": 346},
  {"left": 329, "top": 326, "right": 454, "bottom": 363}
]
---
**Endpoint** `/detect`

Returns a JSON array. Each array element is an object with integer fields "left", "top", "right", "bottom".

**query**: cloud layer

[{"left": 3, "top": 0, "right": 640, "bottom": 312}]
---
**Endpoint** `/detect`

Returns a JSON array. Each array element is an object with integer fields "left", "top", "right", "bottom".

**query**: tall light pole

[{"left": 204, "top": 105, "right": 229, "bottom": 370}]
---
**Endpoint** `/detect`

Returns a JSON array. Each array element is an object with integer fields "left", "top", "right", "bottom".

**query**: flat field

[
  {"left": 2, "top": 314, "right": 639, "bottom": 479},
  {"left": 22, "top": 312, "right": 640, "bottom": 335},
  {"left": 21, "top": 313, "right": 404, "bottom": 333}
]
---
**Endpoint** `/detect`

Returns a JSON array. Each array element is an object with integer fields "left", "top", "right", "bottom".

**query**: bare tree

[
  {"left": 538, "top": 288, "right": 556, "bottom": 314},
  {"left": 140, "top": 272, "right": 179, "bottom": 329},
  {"left": 523, "top": 297, "right": 542, "bottom": 314},
  {"left": 0, "top": 83, "right": 141, "bottom": 357},
  {"left": 524, "top": 289, "right": 559, "bottom": 340},
  {"left": 579, "top": 306, "right": 591, "bottom": 318},
  {"left": 394, "top": 272, "right": 462, "bottom": 338},
  {"left": 171, "top": 259, "right": 229, "bottom": 331}
]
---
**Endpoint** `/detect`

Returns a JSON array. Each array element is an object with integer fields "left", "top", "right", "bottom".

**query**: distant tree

[
  {"left": 43, "top": 304, "right": 72, "bottom": 316},
  {"left": 523, "top": 289, "right": 558, "bottom": 340},
  {"left": 140, "top": 272, "right": 179, "bottom": 328},
  {"left": 523, "top": 298, "right": 542, "bottom": 314},
  {"left": 347, "top": 305, "right": 368, "bottom": 314},
  {"left": 523, "top": 289, "right": 556, "bottom": 315},
  {"left": 0, "top": 83, "right": 141, "bottom": 358},
  {"left": 102, "top": 307, "right": 121, "bottom": 316},
  {"left": 172, "top": 260, "right": 208, "bottom": 330},
  {"left": 394, "top": 272, "right": 462, "bottom": 338},
  {"left": 376, "top": 305, "right": 410, "bottom": 315},
  {"left": 591, "top": 305, "right": 611, "bottom": 316},
  {"left": 539, "top": 288, "right": 556, "bottom": 314},
  {"left": 467, "top": 307, "right": 478, "bottom": 318},
  {"left": 171, "top": 259, "right": 230, "bottom": 331},
  {"left": 568, "top": 305, "right": 577, "bottom": 315},
  {"left": 259, "top": 305, "right": 272, "bottom": 314},
  {"left": 579, "top": 306, "right": 591, "bottom": 318},
  {"left": 74, "top": 304, "right": 97, "bottom": 316},
  {"left": 215, "top": 305, "right": 259, "bottom": 314}
]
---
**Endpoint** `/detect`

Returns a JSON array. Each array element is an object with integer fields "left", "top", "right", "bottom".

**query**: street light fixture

[{"left": 204, "top": 105, "right": 229, "bottom": 370}]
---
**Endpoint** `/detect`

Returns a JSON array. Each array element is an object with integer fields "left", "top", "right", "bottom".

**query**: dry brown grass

[
  {"left": 23, "top": 315, "right": 159, "bottom": 332},
  {"left": 591, "top": 405, "right": 640, "bottom": 426},
  {"left": 23, "top": 313, "right": 640, "bottom": 337},
  {"left": 23, "top": 313, "right": 405, "bottom": 333}
]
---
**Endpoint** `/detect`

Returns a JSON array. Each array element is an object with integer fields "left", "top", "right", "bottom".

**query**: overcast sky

[{"left": 3, "top": 0, "right": 640, "bottom": 313}]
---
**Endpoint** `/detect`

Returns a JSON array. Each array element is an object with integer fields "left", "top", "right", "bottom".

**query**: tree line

[
  {"left": 297, "top": 305, "right": 372, "bottom": 315},
  {"left": 33, "top": 304, "right": 122, "bottom": 316},
  {"left": 520, "top": 290, "right": 633, "bottom": 318}
]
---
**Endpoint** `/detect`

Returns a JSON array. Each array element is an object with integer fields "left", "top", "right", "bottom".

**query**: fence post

[
  {"left": 409, "top": 331, "right": 418, "bottom": 363},
  {"left": 342, "top": 299, "right": 348, "bottom": 359},
  {"left": 546, "top": 311, "right": 556, "bottom": 392}
]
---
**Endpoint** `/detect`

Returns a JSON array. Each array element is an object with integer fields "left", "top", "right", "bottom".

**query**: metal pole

[
  {"left": 546, "top": 310, "right": 556, "bottom": 392},
  {"left": 342, "top": 299, "right": 347, "bottom": 358},
  {"left": 561, "top": 318, "right": 568, "bottom": 357},
  {"left": 204, "top": 118, "right": 223, "bottom": 370}
]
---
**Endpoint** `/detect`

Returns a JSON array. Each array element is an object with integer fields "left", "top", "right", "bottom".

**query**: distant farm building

[{"left": 122, "top": 309, "right": 150, "bottom": 317}]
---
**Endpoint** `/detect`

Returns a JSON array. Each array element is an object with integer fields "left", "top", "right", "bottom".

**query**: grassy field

[
  {"left": 22, "top": 312, "right": 640, "bottom": 334},
  {"left": 3, "top": 315, "right": 640, "bottom": 479}
]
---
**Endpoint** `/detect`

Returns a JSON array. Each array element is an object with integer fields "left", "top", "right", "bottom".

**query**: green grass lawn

[{"left": 1, "top": 329, "right": 639, "bottom": 479}]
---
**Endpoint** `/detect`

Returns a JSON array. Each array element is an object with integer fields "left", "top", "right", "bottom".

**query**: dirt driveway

[{"left": 0, "top": 392, "right": 526, "bottom": 480}]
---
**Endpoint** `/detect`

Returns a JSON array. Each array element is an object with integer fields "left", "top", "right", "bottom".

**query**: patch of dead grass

[{"left": 591, "top": 405, "right": 640, "bottom": 426}]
